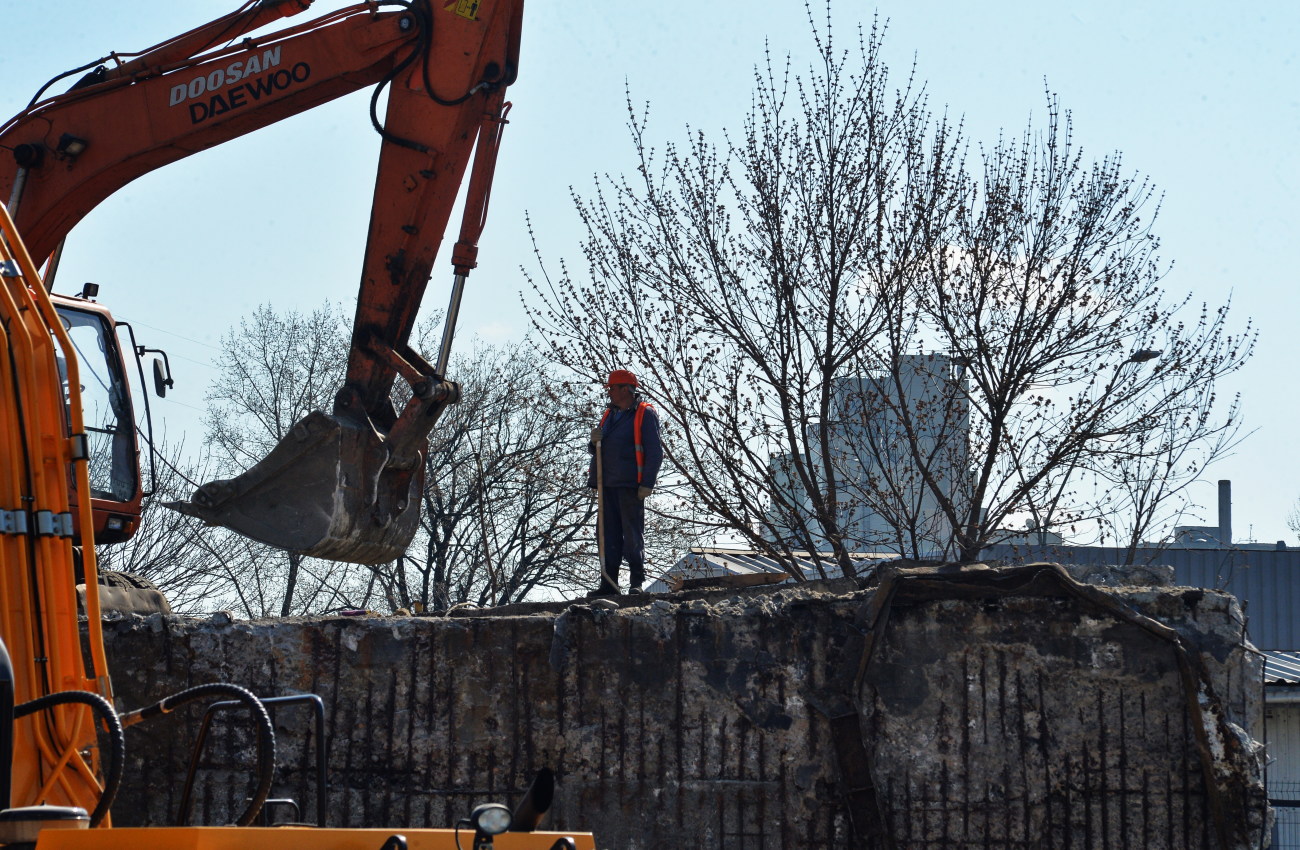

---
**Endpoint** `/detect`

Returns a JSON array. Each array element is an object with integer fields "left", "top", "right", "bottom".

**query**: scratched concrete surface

[{"left": 97, "top": 564, "right": 1270, "bottom": 848}]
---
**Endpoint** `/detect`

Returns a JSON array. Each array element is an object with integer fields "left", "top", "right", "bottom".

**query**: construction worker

[{"left": 588, "top": 369, "right": 663, "bottom": 595}]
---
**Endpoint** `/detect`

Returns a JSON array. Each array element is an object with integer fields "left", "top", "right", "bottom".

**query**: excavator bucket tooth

[{"left": 167, "top": 411, "right": 422, "bottom": 565}]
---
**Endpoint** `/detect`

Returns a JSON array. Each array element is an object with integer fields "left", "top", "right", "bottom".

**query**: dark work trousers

[{"left": 598, "top": 487, "right": 645, "bottom": 592}]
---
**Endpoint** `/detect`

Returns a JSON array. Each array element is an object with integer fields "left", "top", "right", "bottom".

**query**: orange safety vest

[{"left": 599, "top": 400, "right": 652, "bottom": 484}]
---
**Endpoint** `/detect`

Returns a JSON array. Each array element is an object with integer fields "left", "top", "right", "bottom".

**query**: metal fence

[{"left": 1272, "top": 781, "right": 1300, "bottom": 848}]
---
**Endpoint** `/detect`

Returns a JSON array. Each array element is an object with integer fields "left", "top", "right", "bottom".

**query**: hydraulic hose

[
  {"left": 1, "top": 640, "right": 15, "bottom": 810},
  {"left": 119, "top": 683, "right": 275, "bottom": 826},
  {"left": 367, "top": 1, "right": 433, "bottom": 152},
  {"left": 14, "top": 690, "right": 123, "bottom": 826},
  {"left": 366, "top": 0, "right": 510, "bottom": 152},
  {"left": 24, "top": 56, "right": 113, "bottom": 109}
]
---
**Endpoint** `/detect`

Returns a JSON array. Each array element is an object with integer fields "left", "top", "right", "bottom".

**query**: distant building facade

[{"left": 766, "top": 353, "right": 969, "bottom": 555}]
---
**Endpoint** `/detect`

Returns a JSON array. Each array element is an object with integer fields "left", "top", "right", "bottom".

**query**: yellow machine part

[
  {"left": 0, "top": 201, "right": 114, "bottom": 815},
  {"left": 36, "top": 827, "right": 595, "bottom": 850}
]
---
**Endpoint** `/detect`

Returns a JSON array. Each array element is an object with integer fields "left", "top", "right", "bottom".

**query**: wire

[
  {"left": 113, "top": 317, "right": 224, "bottom": 353},
  {"left": 132, "top": 421, "right": 204, "bottom": 490}
]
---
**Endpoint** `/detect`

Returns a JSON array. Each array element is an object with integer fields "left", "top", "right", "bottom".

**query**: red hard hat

[{"left": 605, "top": 369, "right": 638, "bottom": 387}]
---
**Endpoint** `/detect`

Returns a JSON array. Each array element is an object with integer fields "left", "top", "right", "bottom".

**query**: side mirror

[{"left": 152, "top": 358, "right": 170, "bottom": 398}]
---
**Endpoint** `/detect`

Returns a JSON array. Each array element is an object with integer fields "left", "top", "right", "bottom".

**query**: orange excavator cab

[{"left": 50, "top": 291, "right": 146, "bottom": 546}]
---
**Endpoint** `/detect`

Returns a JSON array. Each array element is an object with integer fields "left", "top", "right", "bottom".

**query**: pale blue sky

[{"left": 3, "top": 1, "right": 1296, "bottom": 543}]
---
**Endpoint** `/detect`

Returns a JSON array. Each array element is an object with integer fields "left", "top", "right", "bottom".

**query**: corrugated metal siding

[
  {"left": 1265, "top": 652, "right": 1300, "bottom": 685},
  {"left": 985, "top": 544, "right": 1300, "bottom": 651},
  {"left": 1269, "top": 705, "right": 1300, "bottom": 848},
  {"left": 670, "top": 542, "right": 1300, "bottom": 648},
  {"left": 1179, "top": 553, "right": 1300, "bottom": 651}
]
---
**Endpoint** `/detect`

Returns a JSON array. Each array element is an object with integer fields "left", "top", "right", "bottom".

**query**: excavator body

[
  {"left": 1, "top": 0, "right": 522, "bottom": 564},
  {"left": 0, "top": 0, "right": 598, "bottom": 844}
]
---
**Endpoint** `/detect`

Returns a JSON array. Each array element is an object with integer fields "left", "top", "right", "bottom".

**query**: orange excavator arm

[{"left": 0, "top": 0, "right": 524, "bottom": 564}]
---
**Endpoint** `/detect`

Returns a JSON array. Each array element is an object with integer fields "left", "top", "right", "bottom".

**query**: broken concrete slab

[{"left": 97, "top": 564, "right": 1269, "bottom": 847}]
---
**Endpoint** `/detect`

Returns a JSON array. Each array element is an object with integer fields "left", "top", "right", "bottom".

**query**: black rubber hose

[
  {"left": 15, "top": 690, "right": 123, "bottom": 826},
  {"left": 367, "top": 0, "right": 436, "bottom": 152},
  {"left": 25, "top": 56, "right": 112, "bottom": 108},
  {"left": 415, "top": 0, "right": 476, "bottom": 107},
  {"left": 119, "top": 683, "right": 275, "bottom": 826},
  {"left": 1, "top": 639, "right": 16, "bottom": 810}
]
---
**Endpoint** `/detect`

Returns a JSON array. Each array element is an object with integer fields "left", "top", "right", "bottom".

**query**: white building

[{"left": 768, "top": 353, "right": 970, "bottom": 556}]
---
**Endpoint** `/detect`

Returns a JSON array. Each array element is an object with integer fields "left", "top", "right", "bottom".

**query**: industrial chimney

[{"left": 1218, "top": 480, "right": 1232, "bottom": 546}]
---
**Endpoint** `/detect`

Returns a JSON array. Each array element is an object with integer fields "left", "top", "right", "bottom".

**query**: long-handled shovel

[{"left": 592, "top": 431, "right": 619, "bottom": 595}]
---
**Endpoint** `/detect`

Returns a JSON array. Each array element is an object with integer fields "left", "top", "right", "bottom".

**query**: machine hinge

[
  {"left": 0, "top": 509, "right": 30, "bottom": 535},
  {"left": 0, "top": 260, "right": 19, "bottom": 278},
  {"left": 34, "top": 510, "right": 74, "bottom": 537},
  {"left": 69, "top": 433, "right": 89, "bottom": 460}
]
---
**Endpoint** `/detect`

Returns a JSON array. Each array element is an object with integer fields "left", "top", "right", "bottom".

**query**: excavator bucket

[{"left": 169, "top": 411, "right": 423, "bottom": 565}]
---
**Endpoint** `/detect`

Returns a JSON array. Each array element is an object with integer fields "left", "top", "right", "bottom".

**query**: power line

[{"left": 118, "top": 316, "right": 223, "bottom": 352}]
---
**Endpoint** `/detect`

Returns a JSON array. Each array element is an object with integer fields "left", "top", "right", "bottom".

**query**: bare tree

[
  {"left": 526, "top": 13, "right": 963, "bottom": 578},
  {"left": 94, "top": 437, "right": 235, "bottom": 613},
  {"left": 395, "top": 341, "right": 612, "bottom": 609},
  {"left": 888, "top": 101, "right": 1252, "bottom": 562},
  {"left": 526, "top": 8, "right": 1252, "bottom": 572},
  {"left": 1285, "top": 498, "right": 1300, "bottom": 546},
  {"left": 1093, "top": 390, "right": 1243, "bottom": 564},
  {"left": 527, "top": 13, "right": 956, "bottom": 582}
]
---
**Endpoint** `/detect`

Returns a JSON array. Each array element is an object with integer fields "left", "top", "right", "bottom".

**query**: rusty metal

[{"left": 826, "top": 711, "right": 895, "bottom": 848}]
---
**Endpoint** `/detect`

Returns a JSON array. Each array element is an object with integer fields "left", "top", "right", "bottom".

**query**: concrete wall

[{"left": 99, "top": 564, "right": 1270, "bottom": 848}]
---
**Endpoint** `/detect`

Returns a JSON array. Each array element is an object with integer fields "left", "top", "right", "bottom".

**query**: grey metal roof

[
  {"left": 984, "top": 543, "right": 1300, "bottom": 651},
  {"left": 1264, "top": 651, "right": 1300, "bottom": 685},
  {"left": 651, "top": 548, "right": 892, "bottom": 593},
  {"left": 661, "top": 541, "right": 1300, "bottom": 651}
]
